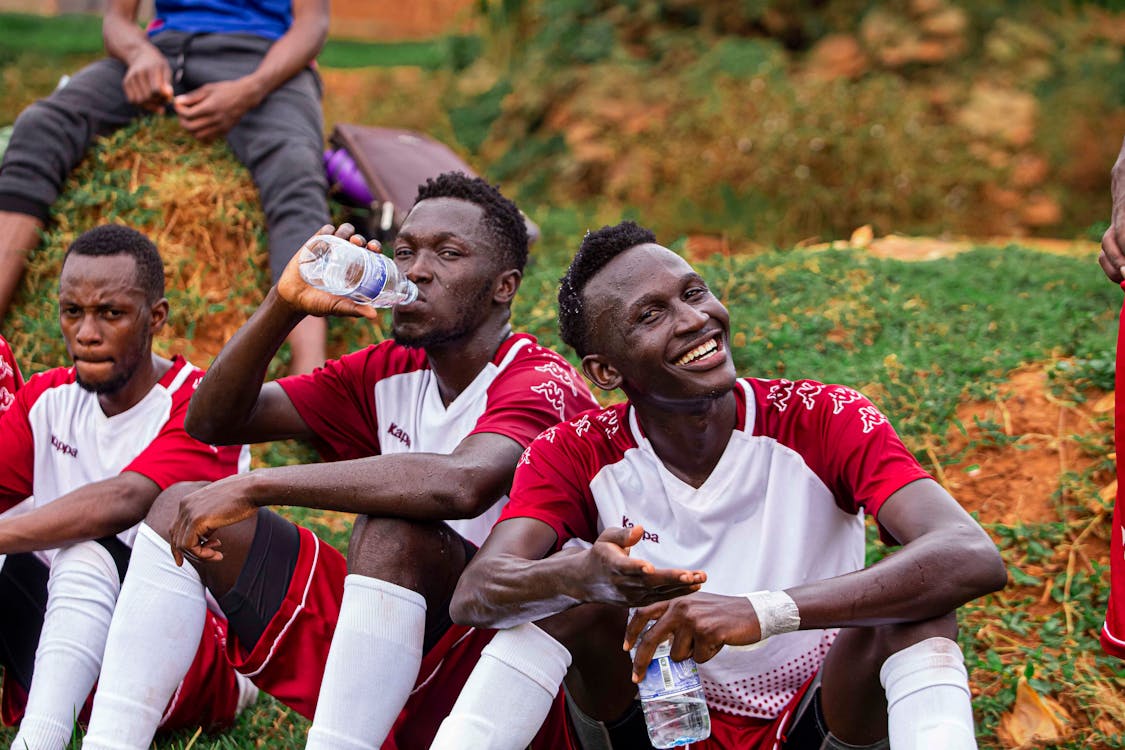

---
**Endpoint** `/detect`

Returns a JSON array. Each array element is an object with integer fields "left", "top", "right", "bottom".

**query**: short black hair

[
  {"left": 63, "top": 224, "right": 165, "bottom": 303},
  {"left": 558, "top": 221, "right": 657, "bottom": 356},
  {"left": 413, "top": 172, "right": 529, "bottom": 272}
]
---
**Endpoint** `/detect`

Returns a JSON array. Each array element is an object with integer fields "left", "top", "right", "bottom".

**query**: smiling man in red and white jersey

[
  {"left": 0, "top": 225, "right": 252, "bottom": 750},
  {"left": 444, "top": 221, "right": 1008, "bottom": 750}
]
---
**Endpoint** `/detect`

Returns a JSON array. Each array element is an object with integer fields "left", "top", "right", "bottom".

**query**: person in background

[{"left": 0, "top": 0, "right": 331, "bottom": 375}]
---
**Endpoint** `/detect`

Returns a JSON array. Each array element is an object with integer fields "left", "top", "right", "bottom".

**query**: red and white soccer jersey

[
  {"left": 0, "top": 356, "right": 249, "bottom": 560},
  {"left": 279, "top": 332, "right": 598, "bottom": 546},
  {"left": 0, "top": 334, "right": 22, "bottom": 414},
  {"left": 502, "top": 377, "right": 931, "bottom": 727},
  {"left": 231, "top": 334, "right": 595, "bottom": 746},
  {"left": 0, "top": 355, "right": 250, "bottom": 729}
]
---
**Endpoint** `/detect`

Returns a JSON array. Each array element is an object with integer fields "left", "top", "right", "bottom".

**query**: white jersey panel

[
  {"left": 372, "top": 338, "right": 530, "bottom": 546},
  {"left": 580, "top": 385, "right": 866, "bottom": 719},
  {"left": 28, "top": 371, "right": 185, "bottom": 554}
]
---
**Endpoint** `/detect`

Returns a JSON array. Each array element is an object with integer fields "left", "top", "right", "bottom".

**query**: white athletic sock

[
  {"left": 13, "top": 541, "right": 122, "bottom": 750},
  {"left": 430, "top": 623, "right": 572, "bottom": 750},
  {"left": 304, "top": 575, "right": 426, "bottom": 750},
  {"left": 82, "top": 523, "right": 208, "bottom": 750},
  {"left": 879, "top": 636, "right": 978, "bottom": 750}
]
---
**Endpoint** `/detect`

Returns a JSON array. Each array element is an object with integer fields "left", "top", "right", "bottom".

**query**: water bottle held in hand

[
  {"left": 298, "top": 234, "right": 418, "bottom": 307},
  {"left": 633, "top": 632, "right": 711, "bottom": 747}
]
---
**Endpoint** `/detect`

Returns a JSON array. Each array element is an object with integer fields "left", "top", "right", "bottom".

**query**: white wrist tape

[{"left": 745, "top": 590, "right": 800, "bottom": 641}]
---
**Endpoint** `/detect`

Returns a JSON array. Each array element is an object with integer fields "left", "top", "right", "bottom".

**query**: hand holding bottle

[{"left": 277, "top": 224, "right": 410, "bottom": 320}]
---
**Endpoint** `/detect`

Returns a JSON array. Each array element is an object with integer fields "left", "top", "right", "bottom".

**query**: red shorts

[
  {"left": 1, "top": 611, "right": 242, "bottom": 733},
  {"left": 227, "top": 525, "right": 575, "bottom": 749},
  {"left": 685, "top": 675, "right": 816, "bottom": 750}
]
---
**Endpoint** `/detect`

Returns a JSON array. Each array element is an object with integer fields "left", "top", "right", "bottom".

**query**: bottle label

[
  {"left": 351, "top": 256, "right": 388, "bottom": 302},
  {"left": 637, "top": 641, "right": 703, "bottom": 700}
]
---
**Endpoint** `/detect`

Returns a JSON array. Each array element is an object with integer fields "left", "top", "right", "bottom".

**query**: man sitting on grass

[
  {"left": 83, "top": 173, "right": 599, "bottom": 750},
  {"left": 0, "top": 225, "right": 253, "bottom": 750},
  {"left": 439, "top": 221, "right": 1008, "bottom": 750}
]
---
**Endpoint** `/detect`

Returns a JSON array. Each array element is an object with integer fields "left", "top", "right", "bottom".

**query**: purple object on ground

[{"left": 324, "top": 148, "right": 374, "bottom": 205}]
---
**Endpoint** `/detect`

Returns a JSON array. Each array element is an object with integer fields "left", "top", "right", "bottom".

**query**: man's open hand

[{"left": 577, "top": 526, "right": 706, "bottom": 607}]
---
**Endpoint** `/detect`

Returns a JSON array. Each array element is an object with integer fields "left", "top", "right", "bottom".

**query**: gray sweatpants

[{"left": 0, "top": 30, "right": 329, "bottom": 282}]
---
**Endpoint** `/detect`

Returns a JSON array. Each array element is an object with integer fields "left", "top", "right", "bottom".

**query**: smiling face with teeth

[{"left": 579, "top": 243, "right": 737, "bottom": 408}]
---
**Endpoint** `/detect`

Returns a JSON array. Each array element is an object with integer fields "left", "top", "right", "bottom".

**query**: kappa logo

[
  {"left": 0, "top": 356, "right": 12, "bottom": 383},
  {"left": 621, "top": 514, "right": 660, "bottom": 543},
  {"left": 386, "top": 422, "right": 412, "bottom": 448},
  {"left": 857, "top": 405, "right": 888, "bottom": 434},
  {"left": 795, "top": 381, "right": 824, "bottom": 410},
  {"left": 0, "top": 386, "right": 12, "bottom": 413},
  {"left": 829, "top": 387, "right": 863, "bottom": 415},
  {"left": 534, "top": 361, "right": 580, "bottom": 396},
  {"left": 531, "top": 380, "right": 567, "bottom": 420},
  {"left": 50, "top": 434, "right": 78, "bottom": 458},
  {"left": 595, "top": 409, "right": 620, "bottom": 437},
  {"left": 766, "top": 380, "right": 794, "bottom": 411}
]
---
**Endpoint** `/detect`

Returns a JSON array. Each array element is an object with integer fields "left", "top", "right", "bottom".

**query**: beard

[
  {"left": 76, "top": 366, "right": 134, "bottom": 395},
  {"left": 392, "top": 279, "right": 493, "bottom": 350},
  {"left": 73, "top": 342, "right": 147, "bottom": 396}
]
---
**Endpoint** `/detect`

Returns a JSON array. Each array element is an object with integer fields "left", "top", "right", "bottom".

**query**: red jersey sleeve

[
  {"left": 0, "top": 334, "right": 23, "bottom": 414},
  {"left": 501, "top": 422, "right": 601, "bottom": 549},
  {"left": 471, "top": 343, "right": 599, "bottom": 449},
  {"left": 815, "top": 385, "right": 930, "bottom": 519},
  {"left": 764, "top": 381, "right": 930, "bottom": 518},
  {"left": 122, "top": 369, "right": 244, "bottom": 488},
  {"left": 0, "top": 377, "right": 36, "bottom": 510},
  {"left": 277, "top": 344, "right": 402, "bottom": 461},
  {"left": 502, "top": 404, "right": 633, "bottom": 550}
]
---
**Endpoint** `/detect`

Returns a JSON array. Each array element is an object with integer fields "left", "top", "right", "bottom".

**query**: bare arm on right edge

[{"left": 450, "top": 519, "right": 706, "bottom": 630}]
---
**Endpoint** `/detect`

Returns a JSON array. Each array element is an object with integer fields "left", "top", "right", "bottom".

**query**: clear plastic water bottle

[
  {"left": 634, "top": 637, "right": 711, "bottom": 747},
  {"left": 297, "top": 234, "right": 418, "bottom": 307}
]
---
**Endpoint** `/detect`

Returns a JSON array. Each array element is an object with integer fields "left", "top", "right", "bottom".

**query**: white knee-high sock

[
  {"left": 879, "top": 636, "right": 978, "bottom": 750},
  {"left": 82, "top": 523, "right": 208, "bottom": 750},
  {"left": 304, "top": 575, "right": 426, "bottom": 750},
  {"left": 13, "top": 541, "right": 122, "bottom": 750},
  {"left": 430, "top": 623, "right": 572, "bottom": 750}
]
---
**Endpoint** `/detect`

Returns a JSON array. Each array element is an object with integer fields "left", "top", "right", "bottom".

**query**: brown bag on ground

[{"left": 328, "top": 124, "right": 539, "bottom": 244}]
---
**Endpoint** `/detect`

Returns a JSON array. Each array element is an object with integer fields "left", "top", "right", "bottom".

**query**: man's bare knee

[
  {"left": 346, "top": 516, "right": 468, "bottom": 604},
  {"left": 144, "top": 481, "right": 209, "bottom": 542}
]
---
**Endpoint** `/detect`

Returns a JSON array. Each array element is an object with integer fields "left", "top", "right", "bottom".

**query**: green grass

[
  {"left": 2, "top": 9, "right": 1125, "bottom": 749},
  {"left": 0, "top": 12, "right": 470, "bottom": 70},
  {"left": 0, "top": 13, "right": 104, "bottom": 59}
]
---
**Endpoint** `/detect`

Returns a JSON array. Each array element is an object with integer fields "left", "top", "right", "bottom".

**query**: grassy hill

[{"left": 2, "top": 7, "right": 1125, "bottom": 748}]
